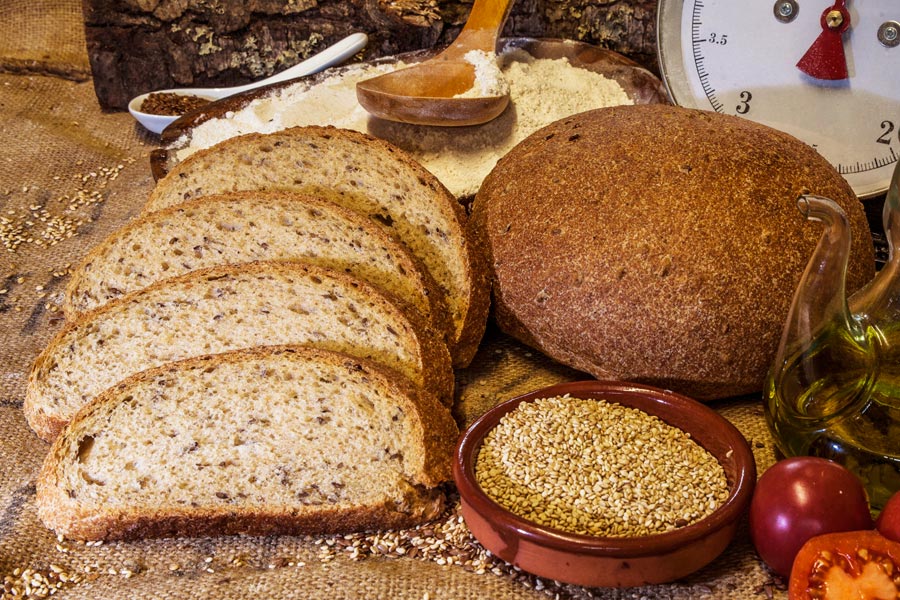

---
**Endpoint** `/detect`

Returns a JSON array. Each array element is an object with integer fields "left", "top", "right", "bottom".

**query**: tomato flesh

[{"left": 789, "top": 531, "right": 900, "bottom": 600}]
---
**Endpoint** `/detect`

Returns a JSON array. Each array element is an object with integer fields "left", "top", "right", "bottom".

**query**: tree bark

[{"left": 83, "top": 0, "right": 658, "bottom": 109}]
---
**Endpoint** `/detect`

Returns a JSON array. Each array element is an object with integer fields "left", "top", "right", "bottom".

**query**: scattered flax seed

[
  {"left": 140, "top": 92, "right": 211, "bottom": 116},
  {"left": 475, "top": 395, "right": 730, "bottom": 538}
]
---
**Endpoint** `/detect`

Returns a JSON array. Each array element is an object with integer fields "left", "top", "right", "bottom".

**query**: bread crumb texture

[
  {"left": 63, "top": 190, "right": 450, "bottom": 341},
  {"left": 472, "top": 104, "right": 875, "bottom": 400},
  {"left": 37, "top": 347, "right": 458, "bottom": 540},
  {"left": 26, "top": 260, "right": 453, "bottom": 441},
  {"left": 149, "top": 126, "right": 487, "bottom": 367}
]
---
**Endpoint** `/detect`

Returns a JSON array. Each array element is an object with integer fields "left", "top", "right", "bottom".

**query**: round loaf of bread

[{"left": 471, "top": 104, "right": 875, "bottom": 400}]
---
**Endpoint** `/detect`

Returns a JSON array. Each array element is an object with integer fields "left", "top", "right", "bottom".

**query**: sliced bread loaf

[
  {"left": 63, "top": 190, "right": 451, "bottom": 341},
  {"left": 145, "top": 126, "right": 488, "bottom": 367},
  {"left": 26, "top": 260, "right": 453, "bottom": 442},
  {"left": 37, "top": 345, "right": 458, "bottom": 541}
]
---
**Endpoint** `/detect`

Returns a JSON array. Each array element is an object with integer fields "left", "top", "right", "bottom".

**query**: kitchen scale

[{"left": 657, "top": 0, "right": 899, "bottom": 198}]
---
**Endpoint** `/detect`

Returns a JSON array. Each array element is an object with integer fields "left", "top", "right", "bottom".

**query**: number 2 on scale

[
  {"left": 877, "top": 121, "right": 897, "bottom": 145},
  {"left": 736, "top": 91, "right": 752, "bottom": 114}
]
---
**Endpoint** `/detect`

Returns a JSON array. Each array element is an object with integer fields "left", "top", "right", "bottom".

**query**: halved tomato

[{"left": 789, "top": 531, "right": 900, "bottom": 599}]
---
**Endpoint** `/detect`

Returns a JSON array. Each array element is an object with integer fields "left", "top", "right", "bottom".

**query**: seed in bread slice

[
  {"left": 36, "top": 345, "right": 458, "bottom": 541},
  {"left": 63, "top": 190, "right": 452, "bottom": 341},
  {"left": 26, "top": 260, "right": 454, "bottom": 442},
  {"left": 145, "top": 125, "right": 488, "bottom": 367}
]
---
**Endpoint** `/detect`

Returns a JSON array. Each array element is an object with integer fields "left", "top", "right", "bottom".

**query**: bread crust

[
  {"left": 472, "top": 104, "right": 875, "bottom": 400},
  {"left": 146, "top": 126, "right": 489, "bottom": 367},
  {"left": 26, "top": 260, "right": 454, "bottom": 441},
  {"left": 36, "top": 346, "right": 457, "bottom": 541}
]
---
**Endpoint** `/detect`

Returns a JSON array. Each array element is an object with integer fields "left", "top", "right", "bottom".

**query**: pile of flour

[
  {"left": 456, "top": 50, "right": 509, "bottom": 98},
  {"left": 176, "top": 48, "right": 633, "bottom": 198}
]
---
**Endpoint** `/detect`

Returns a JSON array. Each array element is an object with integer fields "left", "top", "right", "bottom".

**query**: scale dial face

[{"left": 658, "top": 0, "right": 900, "bottom": 198}]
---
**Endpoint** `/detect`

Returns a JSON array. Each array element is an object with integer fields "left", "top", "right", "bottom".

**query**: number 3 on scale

[{"left": 736, "top": 91, "right": 752, "bottom": 115}]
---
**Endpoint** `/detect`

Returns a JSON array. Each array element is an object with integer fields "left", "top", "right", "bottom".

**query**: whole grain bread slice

[
  {"left": 36, "top": 345, "right": 458, "bottom": 541},
  {"left": 26, "top": 260, "right": 453, "bottom": 442},
  {"left": 63, "top": 190, "right": 451, "bottom": 340},
  {"left": 145, "top": 126, "right": 488, "bottom": 367}
]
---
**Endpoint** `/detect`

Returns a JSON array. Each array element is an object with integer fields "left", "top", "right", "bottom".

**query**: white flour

[
  {"left": 177, "top": 48, "right": 633, "bottom": 198},
  {"left": 456, "top": 50, "right": 508, "bottom": 98}
]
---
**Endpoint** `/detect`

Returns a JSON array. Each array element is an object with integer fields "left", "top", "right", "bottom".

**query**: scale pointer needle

[{"left": 796, "top": 0, "right": 851, "bottom": 80}]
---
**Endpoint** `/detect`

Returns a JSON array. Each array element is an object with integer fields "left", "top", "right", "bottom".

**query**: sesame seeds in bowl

[{"left": 452, "top": 380, "right": 756, "bottom": 588}]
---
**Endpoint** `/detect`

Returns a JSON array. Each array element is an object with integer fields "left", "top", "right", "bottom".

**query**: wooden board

[{"left": 83, "top": 0, "right": 658, "bottom": 109}]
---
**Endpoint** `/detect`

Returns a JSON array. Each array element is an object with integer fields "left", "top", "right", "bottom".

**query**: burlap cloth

[{"left": 0, "top": 2, "right": 796, "bottom": 598}]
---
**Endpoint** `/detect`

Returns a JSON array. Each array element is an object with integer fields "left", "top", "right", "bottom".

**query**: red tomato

[
  {"left": 749, "top": 457, "right": 874, "bottom": 577},
  {"left": 788, "top": 531, "right": 900, "bottom": 599},
  {"left": 876, "top": 490, "right": 900, "bottom": 543}
]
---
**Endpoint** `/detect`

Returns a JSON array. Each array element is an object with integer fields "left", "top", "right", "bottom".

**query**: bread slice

[
  {"left": 26, "top": 260, "right": 454, "bottom": 442},
  {"left": 63, "top": 190, "right": 452, "bottom": 341},
  {"left": 36, "top": 345, "right": 458, "bottom": 541},
  {"left": 145, "top": 126, "right": 488, "bottom": 367}
]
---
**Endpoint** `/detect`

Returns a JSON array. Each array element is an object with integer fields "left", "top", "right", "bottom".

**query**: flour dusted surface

[{"left": 177, "top": 49, "right": 633, "bottom": 198}]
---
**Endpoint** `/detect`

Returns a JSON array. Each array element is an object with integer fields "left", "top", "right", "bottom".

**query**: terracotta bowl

[{"left": 453, "top": 380, "right": 756, "bottom": 588}]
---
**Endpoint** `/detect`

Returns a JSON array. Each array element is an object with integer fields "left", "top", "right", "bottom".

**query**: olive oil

[
  {"left": 766, "top": 169, "right": 900, "bottom": 511},
  {"left": 766, "top": 327, "right": 900, "bottom": 509}
]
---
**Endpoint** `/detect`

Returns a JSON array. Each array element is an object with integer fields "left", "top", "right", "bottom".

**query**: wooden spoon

[{"left": 356, "top": 0, "right": 514, "bottom": 126}]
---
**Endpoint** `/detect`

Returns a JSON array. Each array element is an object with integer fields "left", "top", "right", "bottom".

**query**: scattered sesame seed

[
  {"left": 1, "top": 566, "right": 82, "bottom": 597},
  {"left": 2, "top": 159, "right": 135, "bottom": 253},
  {"left": 310, "top": 493, "right": 502, "bottom": 581}
]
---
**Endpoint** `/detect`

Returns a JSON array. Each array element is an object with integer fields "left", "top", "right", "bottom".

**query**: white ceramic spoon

[{"left": 128, "top": 32, "right": 368, "bottom": 134}]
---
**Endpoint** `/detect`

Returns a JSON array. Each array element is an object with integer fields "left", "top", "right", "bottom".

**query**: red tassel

[{"left": 796, "top": 29, "right": 849, "bottom": 80}]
